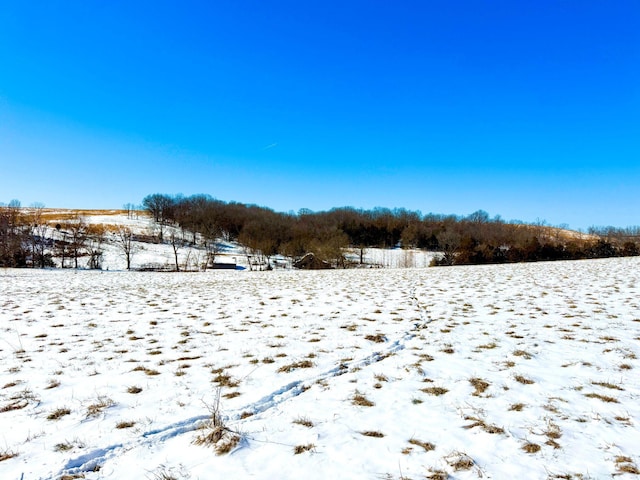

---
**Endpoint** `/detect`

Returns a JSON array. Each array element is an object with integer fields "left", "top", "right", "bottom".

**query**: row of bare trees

[
  {"left": 0, "top": 201, "right": 112, "bottom": 269},
  {"left": 142, "top": 194, "right": 640, "bottom": 268}
]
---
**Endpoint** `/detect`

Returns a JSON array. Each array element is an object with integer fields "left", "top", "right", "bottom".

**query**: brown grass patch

[
  {"left": 294, "top": 443, "right": 315, "bottom": 454},
  {"left": 352, "top": 392, "right": 375, "bottom": 407},
  {"left": 446, "top": 452, "right": 475, "bottom": 471},
  {"left": 591, "top": 381, "right": 624, "bottom": 391},
  {"left": 469, "top": 377, "right": 490, "bottom": 396},
  {"left": 0, "top": 449, "right": 19, "bottom": 462},
  {"left": 47, "top": 407, "right": 71, "bottom": 420},
  {"left": 0, "top": 400, "right": 28, "bottom": 413},
  {"left": 522, "top": 442, "right": 541, "bottom": 453},
  {"left": 86, "top": 397, "right": 114, "bottom": 418},
  {"left": 584, "top": 392, "right": 619, "bottom": 403},
  {"left": 463, "top": 416, "right": 504, "bottom": 434},
  {"left": 421, "top": 386, "right": 448, "bottom": 396},
  {"left": 360, "top": 431, "right": 384, "bottom": 437},
  {"left": 365, "top": 334, "right": 386, "bottom": 343},
  {"left": 514, "top": 374, "right": 535, "bottom": 384},
  {"left": 615, "top": 456, "right": 640, "bottom": 474},
  {"left": 408, "top": 438, "right": 435, "bottom": 452},
  {"left": 212, "top": 372, "right": 240, "bottom": 388},
  {"left": 277, "top": 360, "right": 314, "bottom": 373},
  {"left": 513, "top": 349, "right": 532, "bottom": 359},
  {"left": 222, "top": 391, "right": 241, "bottom": 399},
  {"left": 115, "top": 421, "right": 136, "bottom": 429},
  {"left": 293, "top": 416, "right": 314, "bottom": 428}
]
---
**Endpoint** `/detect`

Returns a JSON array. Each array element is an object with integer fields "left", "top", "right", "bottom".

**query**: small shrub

[
  {"left": 127, "top": 385, "right": 143, "bottom": 394},
  {"left": 360, "top": 431, "right": 384, "bottom": 437},
  {"left": 116, "top": 421, "right": 135, "bottom": 429},
  {"left": 194, "top": 389, "right": 242, "bottom": 456}
]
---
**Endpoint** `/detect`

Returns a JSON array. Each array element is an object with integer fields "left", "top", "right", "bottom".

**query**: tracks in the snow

[{"left": 51, "top": 290, "right": 430, "bottom": 479}]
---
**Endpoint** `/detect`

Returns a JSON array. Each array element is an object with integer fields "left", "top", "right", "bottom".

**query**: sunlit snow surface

[{"left": 1, "top": 258, "right": 639, "bottom": 479}]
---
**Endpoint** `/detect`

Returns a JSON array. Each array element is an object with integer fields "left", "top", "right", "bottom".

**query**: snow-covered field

[{"left": 1, "top": 257, "right": 639, "bottom": 479}]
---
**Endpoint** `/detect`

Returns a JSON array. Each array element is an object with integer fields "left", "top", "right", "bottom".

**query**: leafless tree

[
  {"left": 0, "top": 200, "right": 27, "bottom": 267},
  {"left": 115, "top": 225, "right": 138, "bottom": 270},
  {"left": 436, "top": 230, "right": 461, "bottom": 266},
  {"left": 67, "top": 214, "right": 88, "bottom": 268},
  {"left": 27, "top": 203, "right": 51, "bottom": 268},
  {"left": 86, "top": 224, "right": 106, "bottom": 269},
  {"left": 169, "top": 231, "right": 183, "bottom": 271}
]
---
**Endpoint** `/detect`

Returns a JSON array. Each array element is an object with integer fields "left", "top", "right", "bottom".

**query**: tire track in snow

[{"left": 52, "top": 291, "right": 429, "bottom": 479}]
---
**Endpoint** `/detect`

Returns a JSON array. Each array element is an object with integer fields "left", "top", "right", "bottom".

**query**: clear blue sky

[{"left": 1, "top": 1, "right": 638, "bottom": 230}]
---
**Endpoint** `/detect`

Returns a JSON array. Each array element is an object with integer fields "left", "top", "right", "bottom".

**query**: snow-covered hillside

[
  {"left": 37, "top": 211, "right": 437, "bottom": 271},
  {"left": 1, "top": 256, "right": 639, "bottom": 479}
]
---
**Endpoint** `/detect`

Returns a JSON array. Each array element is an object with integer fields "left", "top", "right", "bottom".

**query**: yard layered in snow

[{"left": 1, "top": 257, "right": 639, "bottom": 479}]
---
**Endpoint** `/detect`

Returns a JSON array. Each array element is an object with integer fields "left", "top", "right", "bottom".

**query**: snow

[{"left": 2, "top": 227, "right": 640, "bottom": 479}]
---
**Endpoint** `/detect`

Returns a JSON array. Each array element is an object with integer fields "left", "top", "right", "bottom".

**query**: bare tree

[
  {"left": 169, "top": 231, "right": 183, "bottom": 271},
  {"left": 435, "top": 230, "right": 461, "bottom": 266},
  {"left": 86, "top": 224, "right": 106, "bottom": 269},
  {"left": 142, "top": 193, "right": 175, "bottom": 241},
  {"left": 1, "top": 200, "right": 27, "bottom": 267},
  {"left": 66, "top": 214, "right": 88, "bottom": 268},
  {"left": 115, "top": 225, "right": 138, "bottom": 270},
  {"left": 27, "top": 203, "right": 51, "bottom": 268},
  {"left": 123, "top": 203, "right": 137, "bottom": 219}
]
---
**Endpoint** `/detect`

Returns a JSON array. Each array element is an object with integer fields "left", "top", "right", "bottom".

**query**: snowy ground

[{"left": 1, "top": 257, "right": 639, "bottom": 479}]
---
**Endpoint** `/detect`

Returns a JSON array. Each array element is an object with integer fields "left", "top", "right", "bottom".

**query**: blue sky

[{"left": 1, "top": 1, "right": 638, "bottom": 230}]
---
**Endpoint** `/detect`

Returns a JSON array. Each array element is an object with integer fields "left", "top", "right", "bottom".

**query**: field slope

[{"left": 1, "top": 257, "right": 639, "bottom": 479}]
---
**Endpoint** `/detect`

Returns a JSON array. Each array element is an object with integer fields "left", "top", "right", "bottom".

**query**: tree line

[
  {"left": 2, "top": 194, "right": 638, "bottom": 269},
  {"left": 0, "top": 200, "right": 122, "bottom": 269},
  {"left": 141, "top": 193, "right": 640, "bottom": 268}
]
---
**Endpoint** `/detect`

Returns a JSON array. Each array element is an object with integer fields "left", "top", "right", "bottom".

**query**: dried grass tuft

[
  {"left": 47, "top": 407, "right": 71, "bottom": 420},
  {"left": 408, "top": 438, "right": 435, "bottom": 452},
  {"left": 293, "top": 416, "right": 314, "bottom": 428},
  {"left": 421, "top": 386, "right": 448, "bottom": 396},
  {"left": 522, "top": 442, "right": 541, "bottom": 453},
  {"left": 277, "top": 360, "right": 314, "bottom": 373},
  {"left": 352, "top": 391, "right": 375, "bottom": 407},
  {"left": 294, "top": 443, "right": 315, "bottom": 455},
  {"left": 584, "top": 392, "right": 619, "bottom": 403},
  {"left": 514, "top": 374, "right": 535, "bottom": 385},
  {"left": 0, "top": 449, "right": 19, "bottom": 462},
  {"left": 469, "top": 377, "right": 490, "bottom": 396}
]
